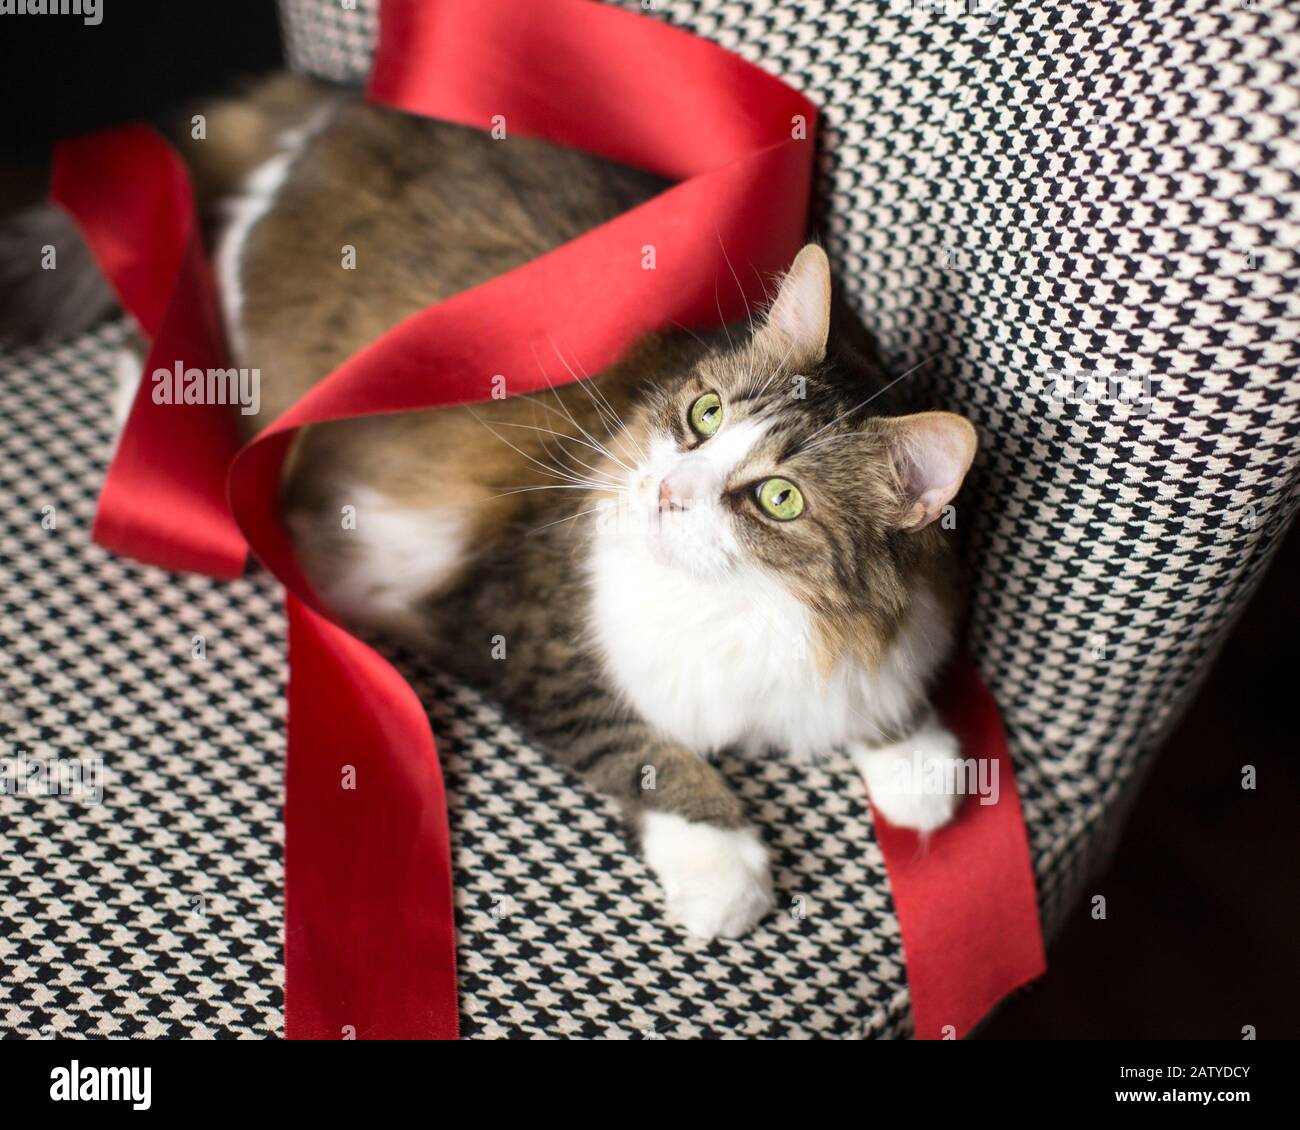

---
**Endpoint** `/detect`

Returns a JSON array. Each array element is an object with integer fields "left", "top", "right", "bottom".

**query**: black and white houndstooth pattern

[
  {"left": 276, "top": 0, "right": 1300, "bottom": 934},
  {"left": 0, "top": 325, "right": 911, "bottom": 1040},
  {"left": 0, "top": 325, "right": 286, "bottom": 1037},
  {"left": 4, "top": 0, "right": 1298, "bottom": 1037}
]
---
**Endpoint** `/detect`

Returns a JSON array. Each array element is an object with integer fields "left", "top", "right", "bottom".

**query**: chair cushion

[
  {"left": 0, "top": 325, "right": 912, "bottom": 1039},
  {"left": 3, "top": 0, "right": 1298, "bottom": 1037}
]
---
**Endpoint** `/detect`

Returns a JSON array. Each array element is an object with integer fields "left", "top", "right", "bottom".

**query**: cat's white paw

[
  {"left": 641, "top": 812, "right": 774, "bottom": 940},
  {"left": 851, "top": 720, "right": 965, "bottom": 833}
]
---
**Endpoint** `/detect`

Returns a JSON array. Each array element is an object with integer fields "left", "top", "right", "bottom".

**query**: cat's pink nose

[
  {"left": 658, "top": 464, "right": 713, "bottom": 512},
  {"left": 658, "top": 478, "right": 686, "bottom": 512}
]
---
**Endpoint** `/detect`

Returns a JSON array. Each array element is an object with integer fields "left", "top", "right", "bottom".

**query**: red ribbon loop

[{"left": 51, "top": 126, "right": 247, "bottom": 577}]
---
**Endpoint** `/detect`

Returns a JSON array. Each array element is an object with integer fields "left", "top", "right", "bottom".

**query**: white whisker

[
  {"left": 546, "top": 334, "right": 647, "bottom": 464},
  {"left": 491, "top": 483, "right": 626, "bottom": 499},
  {"left": 489, "top": 419, "right": 625, "bottom": 486},
  {"left": 716, "top": 229, "right": 757, "bottom": 339},
  {"left": 800, "top": 353, "right": 942, "bottom": 450},
  {"left": 467, "top": 406, "right": 609, "bottom": 490},
  {"left": 531, "top": 342, "right": 635, "bottom": 473},
  {"left": 748, "top": 330, "right": 800, "bottom": 403},
  {"left": 524, "top": 504, "right": 608, "bottom": 538}
]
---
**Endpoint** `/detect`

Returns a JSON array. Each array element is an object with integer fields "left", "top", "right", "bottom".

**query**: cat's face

[{"left": 595, "top": 245, "right": 977, "bottom": 628}]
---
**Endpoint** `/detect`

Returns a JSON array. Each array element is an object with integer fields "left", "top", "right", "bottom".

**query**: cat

[{"left": 1, "top": 75, "right": 978, "bottom": 940}]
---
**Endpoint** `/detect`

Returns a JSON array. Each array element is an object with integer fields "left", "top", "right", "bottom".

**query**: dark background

[
  {"left": 2, "top": 1, "right": 1296, "bottom": 1040},
  {"left": 980, "top": 524, "right": 1299, "bottom": 1040},
  {"left": 0, "top": 0, "right": 284, "bottom": 216},
  {"left": 0, "top": 1, "right": 283, "bottom": 162}
]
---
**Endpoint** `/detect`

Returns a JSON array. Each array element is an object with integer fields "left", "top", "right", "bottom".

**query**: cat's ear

[
  {"left": 758, "top": 244, "right": 831, "bottom": 364},
  {"left": 879, "top": 412, "right": 978, "bottom": 531}
]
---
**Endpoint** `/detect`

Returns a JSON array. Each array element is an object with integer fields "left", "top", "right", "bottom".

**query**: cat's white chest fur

[{"left": 588, "top": 538, "right": 946, "bottom": 759}]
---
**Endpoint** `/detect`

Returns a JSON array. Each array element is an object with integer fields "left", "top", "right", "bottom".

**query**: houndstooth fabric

[
  {"left": 4, "top": 0, "right": 1298, "bottom": 1038},
  {"left": 0, "top": 326, "right": 286, "bottom": 1038},
  {"left": 0, "top": 324, "right": 910, "bottom": 1039},
  {"left": 277, "top": 0, "right": 1300, "bottom": 937}
]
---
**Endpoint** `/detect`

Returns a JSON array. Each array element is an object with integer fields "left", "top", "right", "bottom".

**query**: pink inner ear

[
  {"left": 764, "top": 245, "right": 830, "bottom": 358},
  {"left": 770, "top": 272, "right": 821, "bottom": 344},
  {"left": 897, "top": 416, "right": 976, "bottom": 528},
  {"left": 907, "top": 429, "right": 964, "bottom": 498}
]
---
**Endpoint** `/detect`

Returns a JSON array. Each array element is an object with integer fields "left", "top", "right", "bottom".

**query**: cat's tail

[
  {"left": 0, "top": 72, "right": 331, "bottom": 349},
  {"left": 0, "top": 203, "right": 118, "bottom": 347}
]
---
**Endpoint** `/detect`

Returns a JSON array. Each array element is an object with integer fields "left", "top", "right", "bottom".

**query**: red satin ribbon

[
  {"left": 50, "top": 0, "right": 1043, "bottom": 1040},
  {"left": 51, "top": 129, "right": 246, "bottom": 577},
  {"left": 877, "top": 657, "right": 1045, "bottom": 1038}
]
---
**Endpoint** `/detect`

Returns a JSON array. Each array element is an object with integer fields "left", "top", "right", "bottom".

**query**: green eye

[
  {"left": 689, "top": 392, "right": 722, "bottom": 438},
  {"left": 757, "top": 477, "right": 804, "bottom": 521}
]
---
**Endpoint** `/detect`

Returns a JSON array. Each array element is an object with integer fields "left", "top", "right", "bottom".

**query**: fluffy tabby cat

[{"left": 2, "top": 76, "right": 978, "bottom": 939}]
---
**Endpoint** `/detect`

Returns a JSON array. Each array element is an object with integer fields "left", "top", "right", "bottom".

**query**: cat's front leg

[
  {"left": 849, "top": 711, "right": 966, "bottom": 832},
  {"left": 640, "top": 810, "right": 773, "bottom": 941},
  {"left": 570, "top": 729, "right": 774, "bottom": 940}
]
